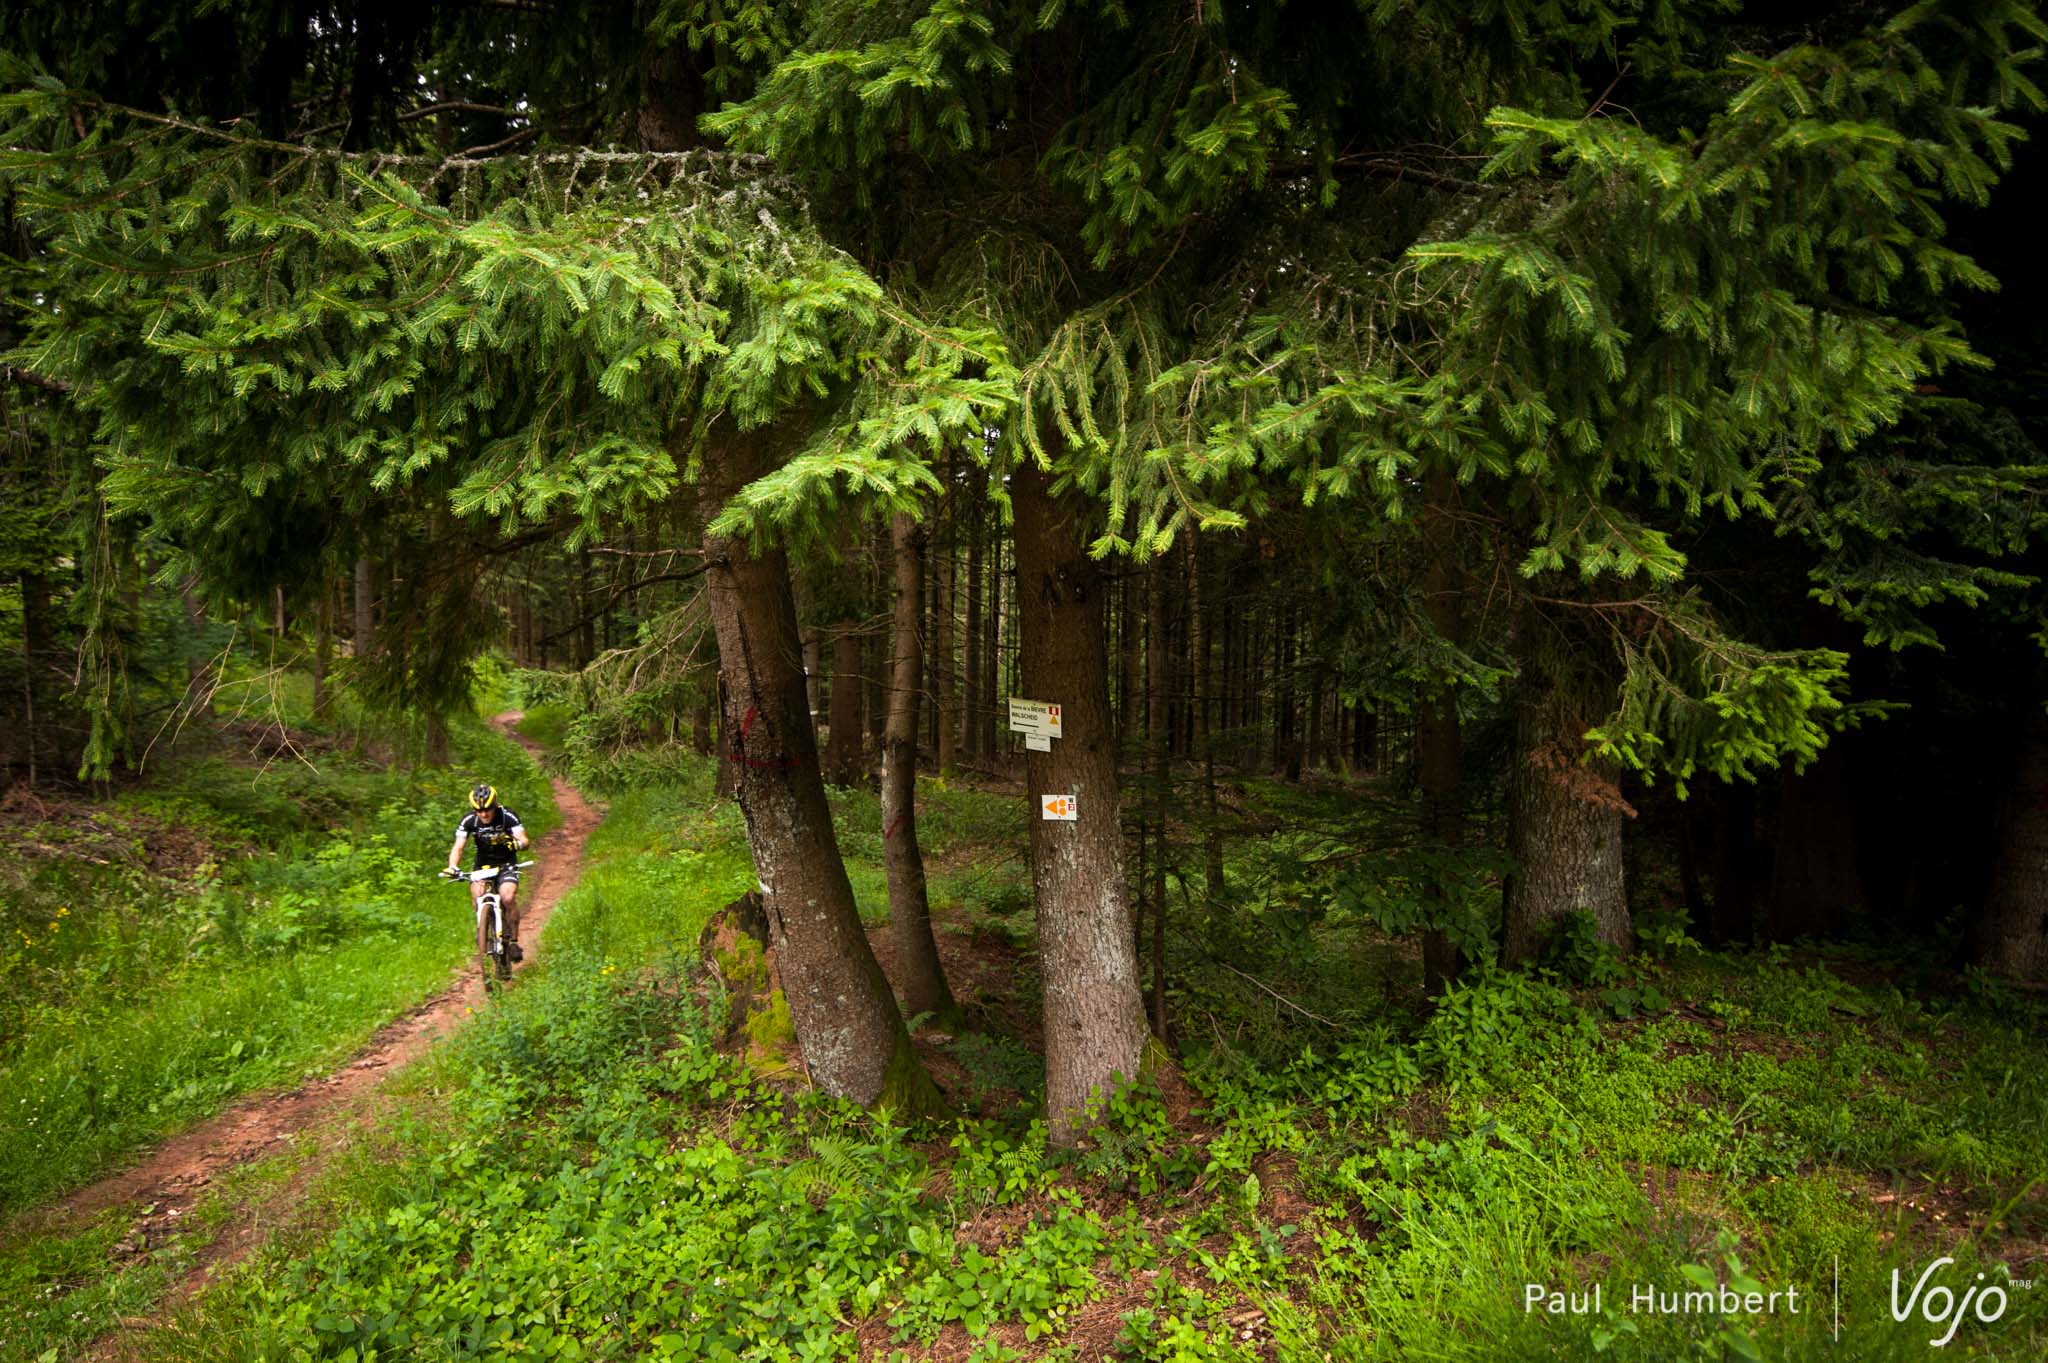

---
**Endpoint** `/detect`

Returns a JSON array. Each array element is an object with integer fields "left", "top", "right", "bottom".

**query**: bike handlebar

[{"left": 439, "top": 860, "right": 536, "bottom": 882}]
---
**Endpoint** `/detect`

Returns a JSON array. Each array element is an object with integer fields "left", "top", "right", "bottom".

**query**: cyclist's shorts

[{"left": 477, "top": 866, "right": 520, "bottom": 885}]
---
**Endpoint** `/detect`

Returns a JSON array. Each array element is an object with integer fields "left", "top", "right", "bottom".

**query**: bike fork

[{"left": 480, "top": 894, "right": 506, "bottom": 985}]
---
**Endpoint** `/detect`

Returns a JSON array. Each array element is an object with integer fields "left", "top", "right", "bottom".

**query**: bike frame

[{"left": 443, "top": 861, "right": 534, "bottom": 983}]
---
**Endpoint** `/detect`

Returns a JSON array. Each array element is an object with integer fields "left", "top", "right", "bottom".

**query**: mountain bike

[{"left": 441, "top": 861, "right": 535, "bottom": 990}]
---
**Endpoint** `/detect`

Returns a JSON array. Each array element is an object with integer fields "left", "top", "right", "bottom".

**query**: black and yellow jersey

[{"left": 457, "top": 808, "right": 525, "bottom": 867}]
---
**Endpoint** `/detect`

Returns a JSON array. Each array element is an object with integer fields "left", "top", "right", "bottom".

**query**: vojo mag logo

[{"left": 1889, "top": 1257, "right": 2031, "bottom": 1348}]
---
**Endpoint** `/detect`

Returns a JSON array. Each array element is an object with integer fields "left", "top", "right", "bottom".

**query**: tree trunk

[
  {"left": 352, "top": 557, "right": 373, "bottom": 657},
  {"left": 702, "top": 431, "right": 941, "bottom": 1113},
  {"left": 1702, "top": 781, "right": 1761, "bottom": 944},
  {"left": 801, "top": 630, "right": 823, "bottom": 737},
  {"left": 864, "top": 628, "right": 885, "bottom": 747},
  {"left": 1677, "top": 798, "right": 1711, "bottom": 943},
  {"left": 1118, "top": 569, "right": 1141, "bottom": 753},
  {"left": 935, "top": 497, "right": 957, "bottom": 778},
  {"left": 1145, "top": 559, "right": 1172, "bottom": 1039},
  {"left": 312, "top": 586, "right": 335, "bottom": 723},
  {"left": 422, "top": 710, "right": 451, "bottom": 767},
  {"left": 1190, "top": 538, "right": 1225, "bottom": 900},
  {"left": 883, "top": 512, "right": 961, "bottom": 1023},
  {"left": 1418, "top": 468, "right": 1465, "bottom": 996},
  {"left": 866, "top": 529, "right": 888, "bottom": 750},
  {"left": 1011, "top": 458, "right": 1156, "bottom": 1144},
  {"left": 177, "top": 573, "right": 210, "bottom": 695},
  {"left": 1246, "top": 610, "right": 1265, "bottom": 768},
  {"left": 923, "top": 536, "right": 940, "bottom": 755},
  {"left": 712, "top": 666, "right": 737, "bottom": 799},
  {"left": 576, "top": 547, "right": 596, "bottom": 669},
  {"left": 824, "top": 622, "right": 864, "bottom": 786},
  {"left": 1272, "top": 606, "right": 1293, "bottom": 775},
  {"left": 1764, "top": 745, "right": 1862, "bottom": 941},
  {"left": 962, "top": 475, "right": 985, "bottom": 762},
  {"left": 1977, "top": 717, "right": 2048, "bottom": 980},
  {"left": 1418, "top": 687, "right": 1466, "bottom": 993},
  {"left": 1501, "top": 683, "right": 1633, "bottom": 965},
  {"left": 19, "top": 571, "right": 49, "bottom": 787},
  {"left": 984, "top": 532, "right": 1003, "bottom": 762},
  {"left": 1304, "top": 667, "right": 1325, "bottom": 776},
  {"left": 1221, "top": 598, "right": 1237, "bottom": 733}
]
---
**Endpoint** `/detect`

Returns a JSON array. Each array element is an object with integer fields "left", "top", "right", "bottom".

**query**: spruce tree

[{"left": 709, "top": 0, "right": 2041, "bottom": 1088}]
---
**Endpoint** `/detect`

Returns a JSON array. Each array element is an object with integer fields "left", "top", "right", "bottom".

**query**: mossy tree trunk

[
  {"left": 351, "top": 555, "right": 373, "bottom": 673},
  {"left": 701, "top": 424, "right": 942, "bottom": 1114}
]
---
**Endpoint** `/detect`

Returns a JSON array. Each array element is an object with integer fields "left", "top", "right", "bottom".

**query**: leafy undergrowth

[
  {"left": 87, "top": 751, "right": 2046, "bottom": 1363},
  {"left": 514, "top": 701, "right": 574, "bottom": 753},
  {"left": 0, "top": 688, "right": 556, "bottom": 1213}
]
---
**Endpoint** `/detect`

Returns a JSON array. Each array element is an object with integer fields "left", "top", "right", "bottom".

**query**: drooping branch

[{"left": 529, "top": 565, "right": 715, "bottom": 649}]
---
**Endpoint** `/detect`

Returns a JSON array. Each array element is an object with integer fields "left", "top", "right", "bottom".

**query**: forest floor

[
  {"left": 6, "top": 725, "right": 2046, "bottom": 1363},
  {"left": 0, "top": 711, "right": 601, "bottom": 1362}
]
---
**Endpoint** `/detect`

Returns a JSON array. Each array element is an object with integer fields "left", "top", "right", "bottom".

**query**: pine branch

[
  {"left": 1, "top": 366, "right": 71, "bottom": 394},
  {"left": 395, "top": 101, "right": 523, "bottom": 123}
]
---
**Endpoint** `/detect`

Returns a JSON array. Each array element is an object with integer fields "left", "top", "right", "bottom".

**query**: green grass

[
  {"left": 822, "top": 771, "right": 1022, "bottom": 926},
  {"left": 0, "top": 1208, "right": 184, "bottom": 1363},
  {"left": 541, "top": 766, "right": 755, "bottom": 969},
  {"left": 12, "top": 728, "right": 2047, "bottom": 1362},
  {"left": 128, "top": 760, "right": 1164, "bottom": 1362},
  {"left": 0, "top": 1139, "right": 319, "bottom": 1363},
  {"left": 110, "top": 746, "right": 2039, "bottom": 1362},
  {"left": 513, "top": 700, "right": 573, "bottom": 751},
  {"left": 1275, "top": 960, "right": 2048, "bottom": 1361},
  {"left": 0, "top": 708, "right": 556, "bottom": 1213}
]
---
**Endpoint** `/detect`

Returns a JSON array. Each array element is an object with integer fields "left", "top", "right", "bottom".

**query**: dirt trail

[{"left": 38, "top": 713, "right": 598, "bottom": 1322}]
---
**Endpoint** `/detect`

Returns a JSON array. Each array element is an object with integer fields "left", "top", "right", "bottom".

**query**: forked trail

[{"left": 41, "top": 712, "right": 599, "bottom": 1330}]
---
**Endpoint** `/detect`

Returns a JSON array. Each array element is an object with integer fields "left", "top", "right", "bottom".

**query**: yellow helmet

[{"left": 469, "top": 783, "right": 497, "bottom": 811}]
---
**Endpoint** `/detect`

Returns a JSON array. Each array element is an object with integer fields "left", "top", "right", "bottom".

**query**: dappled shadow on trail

[{"left": 27, "top": 712, "right": 600, "bottom": 1356}]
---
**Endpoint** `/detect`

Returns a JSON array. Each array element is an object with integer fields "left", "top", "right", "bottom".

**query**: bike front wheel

[{"left": 477, "top": 899, "right": 506, "bottom": 989}]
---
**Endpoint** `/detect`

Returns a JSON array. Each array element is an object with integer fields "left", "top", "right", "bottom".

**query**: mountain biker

[{"left": 446, "top": 783, "right": 530, "bottom": 974}]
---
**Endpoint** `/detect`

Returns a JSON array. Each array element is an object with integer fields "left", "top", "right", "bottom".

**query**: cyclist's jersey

[{"left": 458, "top": 808, "right": 525, "bottom": 867}]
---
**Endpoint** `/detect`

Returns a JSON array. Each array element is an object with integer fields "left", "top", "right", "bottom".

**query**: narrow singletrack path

[{"left": 32, "top": 712, "right": 598, "bottom": 1339}]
